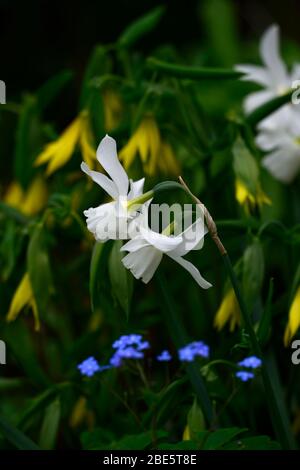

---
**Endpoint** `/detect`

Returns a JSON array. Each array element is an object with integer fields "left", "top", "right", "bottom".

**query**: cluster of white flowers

[
  {"left": 81, "top": 135, "right": 212, "bottom": 289},
  {"left": 236, "top": 25, "right": 300, "bottom": 184}
]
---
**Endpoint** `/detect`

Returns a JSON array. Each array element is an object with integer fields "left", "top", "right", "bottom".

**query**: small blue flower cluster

[
  {"left": 235, "top": 355, "right": 262, "bottom": 382},
  {"left": 110, "top": 334, "right": 150, "bottom": 367},
  {"left": 178, "top": 341, "right": 210, "bottom": 362},
  {"left": 77, "top": 335, "right": 210, "bottom": 377}
]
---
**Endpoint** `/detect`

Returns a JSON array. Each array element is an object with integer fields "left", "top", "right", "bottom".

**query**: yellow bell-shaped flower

[
  {"left": 119, "top": 116, "right": 180, "bottom": 176},
  {"left": 6, "top": 273, "right": 40, "bottom": 331},
  {"left": 214, "top": 288, "right": 241, "bottom": 332},
  {"left": 35, "top": 111, "right": 95, "bottom": 175},
  {"left": 284, "top": 286, "right": 300, "bottom": 346}
]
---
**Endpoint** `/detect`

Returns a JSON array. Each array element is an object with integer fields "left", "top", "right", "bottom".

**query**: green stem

[
  {"left": 222, "top": 253, "right": 296, "bottom": 449},
  {"left": 156, "top": 272, "right": 214, "bottom": 426},
  {"left": 246, "top": 91, "right": 293, "bottom": 127},
  {"left": 147, "top": 57, "right": 242, "bottom": 80}
]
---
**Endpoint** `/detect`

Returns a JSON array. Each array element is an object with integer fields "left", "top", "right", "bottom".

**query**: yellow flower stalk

[
  {"left": 119, "top": 116, "right": 180, "bottom": 176},
  {"left": 102, "top": 89, "right": 122, "bottom": 132},
  {"left": 235, "top": 179, "right": 271, "bottom": 212},
  {"left": 35, "top": 111, "right": 95, "bottom": 176},
  {"left": 6, "top": 273, "right": 40, "bottom": 331},
  {"left": 214, "top": 288, "right": 241, "bottom": 332},
  {"left": 284, "top": 286, "right": 300, "bottom": 346},
  {"left": 4, "top": 177, "right": 48, "bottom": 216}
]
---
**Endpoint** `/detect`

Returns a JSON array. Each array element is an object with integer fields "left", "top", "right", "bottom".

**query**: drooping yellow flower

[
  {"left": 235, "top": 179, "right": 271, "bottom": 213},
  {"left": 214, "top": 288, "right": 241, "bottom": 332},
  {"left": 284, "top": 286, "right": 300, "bottom": 346},
  {"left": 4, "top": 177, "right": 48, "bottom": 216},
  {"left": 6, "top": 273, "right": 40, "bottom": 331},
  {"left": 69, "top": 396, "right": 95, "bottom": 430},
  {"left": 119, "top": 116, "right": 180, "bottom": 176},
  {"left": 182, "top": 424, "right": 191, "bottom": 441},
  {"left": 35, "top": 111, "right": 95, "bottom": 176},
  {"left": 102, "top": 89, "right": 122, "bottom": 132}
]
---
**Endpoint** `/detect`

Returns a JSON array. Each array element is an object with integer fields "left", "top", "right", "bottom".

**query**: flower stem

[
  {"left": 178, "top": 176, "right": 297, "bottom": 449},
  {"left": 156, "top": 271, "right": 214, "bottom": 427}
]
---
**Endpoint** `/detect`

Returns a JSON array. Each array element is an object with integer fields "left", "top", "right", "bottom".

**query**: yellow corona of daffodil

[
  {"left": 6, "top": 273, "right": 40, "bottom": 331},
  {"left": 35, "top": 111, "right": 95, "bottom": 176},
  {"left": 102, "top": 89, "right": 123, "bottom": 132},
  {"left": 214, "top": 288, "right": 241, "bottom": 332},
  {"left": 4, "top": 177, "right": 48, "bottom": 216},
  {"left": 119, "top": 116, "right": 180, "bottom": 176},
  {"left": 235, "top": 179, "right": 271, "bottom": 213},
  {"left": 284, "top": 286, "right": 300, "bottom": 346}
]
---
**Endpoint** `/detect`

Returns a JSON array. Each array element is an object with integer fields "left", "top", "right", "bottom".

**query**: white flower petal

[
  {"left": 83, "top": 202, "right": 115, "bottom": 237},
  {"left": 260, "top": 24, "right": 288, "bottom": 85},
  {"left": 81, "top": 162, "right": 118, "bottom": 199},
  {"left": 128, "top": 178, "right": 145, "bottom": 199},
  {"left": 262, "top": 148, "right": 300, "bottom": 183},
  {"left": 167, "top": 253, "right": 212, "bottom": 289},
  {"left": 122, "top": 246, "right": 163, "bottom": 283},
  {"left": 97, "top": 135, "right": 129, "bottom": 196},
  {"left": 171, "top": 218, "right": 208, "bottom": 257},
  {"left": 121, "top": 236, "right": 150, "bottom": 253},
  {"left": 235, "top": 64, "right": 270, "bottom": 86},
  {"left": 139, "top": 226, "right": 183, "bottom": 253},
  {"left": 243, "top": 90, "right": 274, "bottom": 114}
]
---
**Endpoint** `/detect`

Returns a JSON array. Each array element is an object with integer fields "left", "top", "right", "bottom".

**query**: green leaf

[
  {"left": 89, "top": 241, "right": 112, "bottom": 311},
  {"left": 36, "top": 70, "right": 73, "bottom": 111},
  {"left": 187, "top": 397, "right": 206, "bottom": 438},
  {"left": 4, "top": 322, "right": 50, "bottom": 388},
  {"left": 257, "top": 278, "right": 274, "bottom": 345},
  {"left": 157, "top": 441, "right": 199, "bottom": 450},
  {"left": 143, "top": 377, "right": 187, "bottom": 426},
  {"left": 232, "top": 135, "right": 259, "bottom": 195},
  {"left": 202, "top": 0, "right": 238, "bottom": 66},
  {"left": 202, "top": 427, "right": 247, "bottom": 449},
  {"left": 39, "top": 398, "right": 61, "bottom": 450},
  {"left": 27, "top": 222, "right": 53, "bottom": 316},
  {"left": 242, "top": 239, "right": 265, "bottom": 306},
  {"left": 79, "top": 45, "right": 111, "bottom": 108},
  {"left": 14, "top": 95, "right": 42, "bottom": 188},
  {"left": 108, "top": 240, "right": 133, "bottom": 318},
  {"left": 147, "top": 57, "right": 242, "bottom": 80},
  {"left": 153, "top": 180, "right": 184, "bottom": 195},
  {"left": 224, "top": 435, "right": 281, "bottom": 450},
  {"left": 0, "top": 414, "right": 40, "bottom": 450},
  {"left": 118, "top": 6, "right": 165, "bottom": 48}
]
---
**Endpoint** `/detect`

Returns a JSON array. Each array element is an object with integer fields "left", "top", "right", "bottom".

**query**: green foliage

[{"left": 0, "top": 2, "right": 299, "bottom": 452}]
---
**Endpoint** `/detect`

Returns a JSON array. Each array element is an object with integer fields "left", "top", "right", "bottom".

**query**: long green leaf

[
  {"left": 0, "top": 414, "right": 40, "bottom": 450},
  {"left": 118, "top": 6, "right": 165, "bottom": 48},
  {"left": 39, "top": 398, "right": 61, "bottom": 450}
]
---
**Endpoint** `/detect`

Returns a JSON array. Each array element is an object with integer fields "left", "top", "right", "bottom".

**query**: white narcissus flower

[
  {"left": 81, "top": 135, "right": 145, "bottom": 241},
  {"left": 256, "top": 110, "right": 300, "bottom": 183},
  {"left": 121, "top": 204, "right": 212, "bottom": 289},
  {"left": 235, "top": 24, "right": 300, "bottom": 114}
]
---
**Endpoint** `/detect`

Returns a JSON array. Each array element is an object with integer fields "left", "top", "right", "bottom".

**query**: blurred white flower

[
  {"left": 236, "top": 24, "right": 300, "bottom": 115},
  {"left": 81, "top": 135, "right": 145, "bottom": 241},
  {"left": 256, "top": 109, "right": 300, "bottom": 183},
  {"left": 121, "top": 204, "right": 212, "bottom": 288}
]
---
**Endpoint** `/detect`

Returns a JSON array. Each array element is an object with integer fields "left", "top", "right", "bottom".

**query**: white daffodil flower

[
  {"left": 256, "top": 110, "right": 300, "bottom": 183},
  {"left": 81, "top": 135, "right": 145, "bottom": 241},
  {"left": 236, "top": 24, "right": 299, "bottom": 114},
  {"left": 121, "top": 204, "right": 212, "bottom": 288}
]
